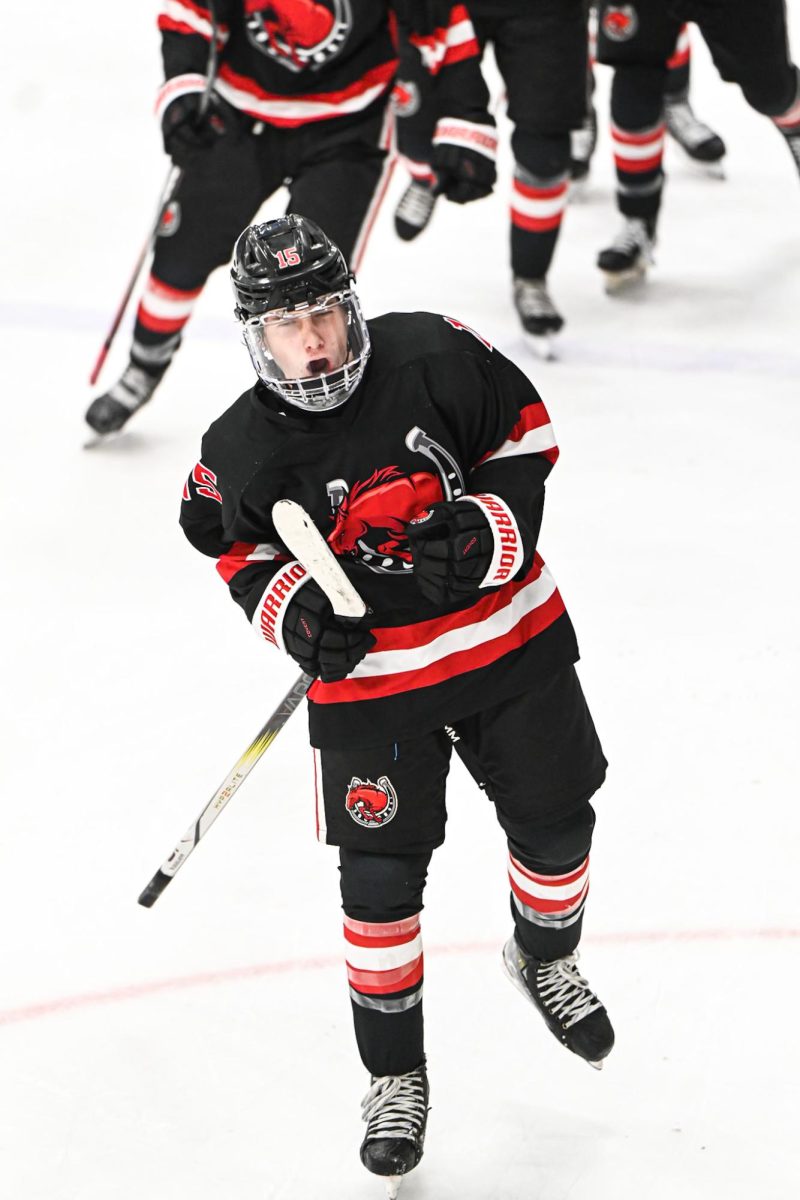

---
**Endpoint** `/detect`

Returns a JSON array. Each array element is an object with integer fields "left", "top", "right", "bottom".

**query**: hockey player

[
  {"left": 392, "top": 0, "right": 591, "bottom": 354},
  {"left": 85, "top": 1, "right": 497, "bottom": 437},
  {"left": 180, "top": 214, "right": 614, "bottom": 1194},
  {"left": 595, "top": 0, "right": 800, "bottom": 290}
]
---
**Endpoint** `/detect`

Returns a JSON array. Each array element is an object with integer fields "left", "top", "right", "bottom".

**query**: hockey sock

[
  {"left": 131, "top": 272, "right": 202, "bottom": 374},
  {"left": 510, "top": 133, "right": 571, "bottom": 280},
  {"left": 610, "top": 65, "right": 666, "bottom": 224},
  {"left": 507, "top": 849, "right": 590, "bottom": 962}
]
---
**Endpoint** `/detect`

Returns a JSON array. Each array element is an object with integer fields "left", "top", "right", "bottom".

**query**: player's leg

[
  {"left": 494, "top": 0, "right": 587, "bottom": 350},
  {"left": 595, "top": 1, "right": 677, "bottom": 290},
  {"left": 454, "top": 665, "right": 612, "bottom": 1068},
  {"left": 685, "top": 0, "right": 800, "bottom": 177},
  {"left": 392, "top": 29, "right": 441, "bottom": 241},
  {"left": 286, "top": 102, "right": 395, "bottom": 273},
  {"left": 315, "top": 729, "right": 452, "bottom": 1186},
  {"left": 664, "top": 24, "right": 726, "bottom": 169},
  {"left": 86, "top": 119, "right": 282, "bottom": 435}
]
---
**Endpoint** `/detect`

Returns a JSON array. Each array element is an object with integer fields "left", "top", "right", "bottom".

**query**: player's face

[{"left": 265, "top": 302, "right": 350, "bottom": 380}]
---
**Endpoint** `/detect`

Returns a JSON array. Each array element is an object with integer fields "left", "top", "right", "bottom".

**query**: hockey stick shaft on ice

[
  {"left": 138, "top": 502, "right": 367, "bottom": 907},
  {"left": 89, "top": 4, "right": 221, "bottom": 387}
]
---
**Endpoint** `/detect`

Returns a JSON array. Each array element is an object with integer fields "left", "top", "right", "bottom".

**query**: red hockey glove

[
  {"left": 282, "top": 580, "right": 375, "bottom": 683},
  {"left": 406, "top": 501, "right": 495, "bottom": 605},
  {"left": 431, "top": 119, "right": 497, "bottom": 204},
  {"left": 161, "top": 92, "right": 229, "bottom": 167}
]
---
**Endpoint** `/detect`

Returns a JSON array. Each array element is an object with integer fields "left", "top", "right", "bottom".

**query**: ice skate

[
  {"left": 84, "top": 361, "right": 164, "bottom": 443},
  {"left": 569, "top": 104, "right": 598, "bottom": 196},
  {"left": 502, "top": 934, "right": 614, "bottom": 1069},
  {"left": 394, "top": 180, "right": 438, "bottom": 241},
  {"left": 360, "top": 1064, "right": 429, "bottom": 1196},
  {"left": 597, "top": 216, "right": 655, "bottom": 293},
  {"left": 665, "top": 93, "right": 726, "bottom": 178},
  {"left": 512, "top": 277, "right": 563, "bottom": 360}
]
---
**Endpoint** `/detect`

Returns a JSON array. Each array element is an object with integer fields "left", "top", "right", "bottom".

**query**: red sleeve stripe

[
  {"left": 215, "top": 60, "right": 396, "bottom": 127},
  {"left": 475, "top": 402, "right": 559, "bottom": 467},
  {"left": 216, "top": 542, "right": 286, "bottom": 585},
  {"left": 157, "top": 0, "right": 229, "bottom": 44},
  {"left": 309, "top": 561, "right": 566, "bottom": 704},
  {"left": 409, "top": 5, "right": 479, "bottom": 75}
]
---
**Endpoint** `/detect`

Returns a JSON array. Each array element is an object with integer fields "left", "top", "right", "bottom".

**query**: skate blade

[
  {"left": 602, "top": 264, "right": 647, "bottom": 295},
  {"left": 385, "top": 1175, "right": 403, "bottom": 1199},
  {"left": 83, "top": 429, "right": 123, "bottom": 450},
  {"left": 523, "top": 331, "right": 559, "bottom": 361},
  {"left": 588, "top": 1059, "right": 605, "bottom": 1072}
]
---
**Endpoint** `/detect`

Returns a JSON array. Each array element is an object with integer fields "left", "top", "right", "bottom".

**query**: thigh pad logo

[
  {"left": 602, "top": 6, "right": 638, "bottom": 41},
  {"left": 346, "top": 776, "right": 398, "bottom": 827}
]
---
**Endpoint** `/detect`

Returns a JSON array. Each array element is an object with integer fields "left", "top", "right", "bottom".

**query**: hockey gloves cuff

[
  {"left": 432, "top": 119, "right": 498, "bottom": 204},
  {"left": 406, "top": 500, "right": 496, "bottom": 606},
  {"left": 282, "top": 580, "right": 375, "bottom": 684}
]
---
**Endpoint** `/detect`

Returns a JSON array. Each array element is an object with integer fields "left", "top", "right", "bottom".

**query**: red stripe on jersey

[
  {"left": 474, "top": 403, "right": 554, "bottom": 466},
  {"left": 310, "top": 585, "right": 566, "bottom": 704},
  {"left": 216, "top": 58, "right": 397, "bottom": 118},
  {"left": 442, "top": 37, "right": 480, "bottom": 67},
  {"left": 347, "top": 956, "right": 424, "bottom": 994},
  {"left": 216, "top": 542, "right": 258, "bottom": 584}
]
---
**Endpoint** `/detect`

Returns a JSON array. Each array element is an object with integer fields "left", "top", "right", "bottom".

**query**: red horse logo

[
  {"left": 346, "top": 776, "right": 398, "bottom": 827},
  {"left": 327, "top": 466, "right": 444, "bottom": 574},
  {"left": 602, "top": 6, "right": 638, "bottom": 42},
  {"left": 245, "top": 0, "right": 351, "bottom": 72}
]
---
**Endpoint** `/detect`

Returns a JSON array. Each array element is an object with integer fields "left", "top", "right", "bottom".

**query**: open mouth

[{"left": 306, "top": 356, "right": 329, "bottom": 376}]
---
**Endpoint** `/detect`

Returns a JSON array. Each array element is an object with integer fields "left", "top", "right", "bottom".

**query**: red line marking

[{"left": 1, "top": 929, "right": 796, "bottom": 1027}]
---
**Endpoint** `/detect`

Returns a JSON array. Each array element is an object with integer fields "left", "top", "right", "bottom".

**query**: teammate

[
  {"left": 392, "top": 0, "right": 591, "bottom": 353},
  {"left": 85, "top": 1, "right": 497, "bottom": 437},
  {"left": 180, "top": 214, "right": 613, "bottom": 1194},
  {"left": 595, "top": 0, "right": 800, "bottom": 289}
]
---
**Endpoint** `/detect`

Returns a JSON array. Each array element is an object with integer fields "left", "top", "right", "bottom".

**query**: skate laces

[
  {"left": 109, "top": 364, "right": 160, "bottom": 410},
  {"left": 665, "top": 99, "right": 715, "bottom": 149},
  {"left": 513, "top": 279, "right": 558, "bottom": 320},
  {"left": 536, "top": 953, "right": 603, "bottom": 1030},
  {"left": 361, "top": 1068, "right": 428, "bottom": 1143},
  {"left": 609, "top": 218, "right": 653, "bottom": 257},
  {"left": 396, "top": 182, "right": 436, "bottom": 228}
]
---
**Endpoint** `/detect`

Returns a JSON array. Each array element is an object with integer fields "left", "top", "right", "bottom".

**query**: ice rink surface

[{"left": 2, "top": 4, "right": 799, "bottom": 1197}]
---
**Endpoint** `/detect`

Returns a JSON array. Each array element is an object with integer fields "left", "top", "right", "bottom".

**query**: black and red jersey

[
  {"left": 156, "top": 1, "right": 490, "bottom": 130},
  {"left": 180, "top": 313, "right": 580, "bottom": 748}
]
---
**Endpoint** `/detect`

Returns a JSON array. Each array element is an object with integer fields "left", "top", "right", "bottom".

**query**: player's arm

[
  {"left": 397, "top": 2, "right": 497, "bottom": 203},
  {"left": 180, "top": 460, "right": 373, "bottom": 682},
  {"left": 155, "top": 1, "right": 233, "bottom": 166},
  {"left": 407, "top": 349, "right": 558, "bottom": 604}
]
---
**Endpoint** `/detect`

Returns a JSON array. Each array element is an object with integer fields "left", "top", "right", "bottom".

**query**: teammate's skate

[
  {"left": 360, "top": 1064, "right": 429, "bottom": 1198},
  {"left": 502, "top": 934, "right": 614, "bottom": 1069},
  {"left": 597, "top": 216, "right": 656, "bottom": 292},
  {"left": 394, "top": 180, "right": 438, "bottom": 241},
  {"left": 84, "top": 361, "right": 165, "bottom": 440},
  {"left": 512, "top": 277, "right": 563, "bottom": 359},
  {"left": 570, "top": 104, "right": 598, "bottom": 193},
  {"left": 665, "top": 91, "right": 726, "bottom": 177}
]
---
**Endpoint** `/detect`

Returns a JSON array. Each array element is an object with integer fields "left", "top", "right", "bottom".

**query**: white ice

[{"left": 2, "top": 3, "right": 799, "bottom": 1198}]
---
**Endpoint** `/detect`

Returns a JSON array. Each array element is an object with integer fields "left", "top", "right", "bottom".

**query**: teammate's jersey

[
  {"left": 180, "top": 313, "right": 579, "bottom": 748},
  {"left": 156, "top": 1, "right": 489, "bottom": 130}
]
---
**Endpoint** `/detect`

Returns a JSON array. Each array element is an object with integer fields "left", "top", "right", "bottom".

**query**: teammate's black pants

[
  {"left": 128, "top": 102, "right": 393, "bottom": 375},
  {"left": 324, "top": 665, "right": 607, "bottom": 1077}
]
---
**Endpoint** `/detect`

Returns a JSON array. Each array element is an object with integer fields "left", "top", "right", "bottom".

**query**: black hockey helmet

[
  {"left": 231, "top": 214, "right": 352, "bottom": 318},
  {"left": 231, "top": 215, "right": 370, "bottom": 413}
]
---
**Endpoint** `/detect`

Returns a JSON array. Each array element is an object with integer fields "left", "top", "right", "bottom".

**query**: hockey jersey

[
  {"left": 156, "top": 1, "right": 491, "bottom": 130},
  {"left": 180, "top": 313, "right": 579, "bottom": 748}
]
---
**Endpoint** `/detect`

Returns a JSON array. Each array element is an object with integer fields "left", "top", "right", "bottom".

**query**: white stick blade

[{"left": 272, "top": 500, "right": 367, "bottom": 619}]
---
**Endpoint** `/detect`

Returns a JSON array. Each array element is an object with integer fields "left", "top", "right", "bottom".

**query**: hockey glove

[
  {"left": 161, "top": 92, "right": 229, "bottom": 167},
  {"left": 406, "top": 501, "right": 495, "bottom": 606},
  {"left": 282, "top": 580, "right": 375, "bottom": 684},
  {"left": 431, "top": 119, "right": 497, "bottom": 204}
]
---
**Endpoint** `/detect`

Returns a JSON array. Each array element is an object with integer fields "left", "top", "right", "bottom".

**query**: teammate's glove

[
  {"left": 431, "top": 119, "right": 498, "bottom": 204},
  {"left": 406, "top": 501, "right": 495, "bottom": 606},
  {"left": 161, "top": 92, "right": 229, "bottom": 167},
  {"left": 282, "top": 580, "right": 375, "bottom": 684}
]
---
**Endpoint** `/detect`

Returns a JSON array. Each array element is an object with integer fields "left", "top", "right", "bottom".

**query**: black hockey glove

[
  {"left": 406, "top": 501, "right": 495, "bottom": 606},
  {"left": 161, "top": 92, "right": 229, "bottom": 167},
  {"left": 432, "top": 120, "right": 497, "bottom": 204},
  {"left": 282, "top": 580, "right": 375, "bottom": 684}
]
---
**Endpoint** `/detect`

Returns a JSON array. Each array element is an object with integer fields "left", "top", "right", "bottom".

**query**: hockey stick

[
  {"left": 89, "top": 3, "right": 221, "bottom": 387},
  {"left": 138, "top": 502, "right": 367, "bottom": 908}
]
